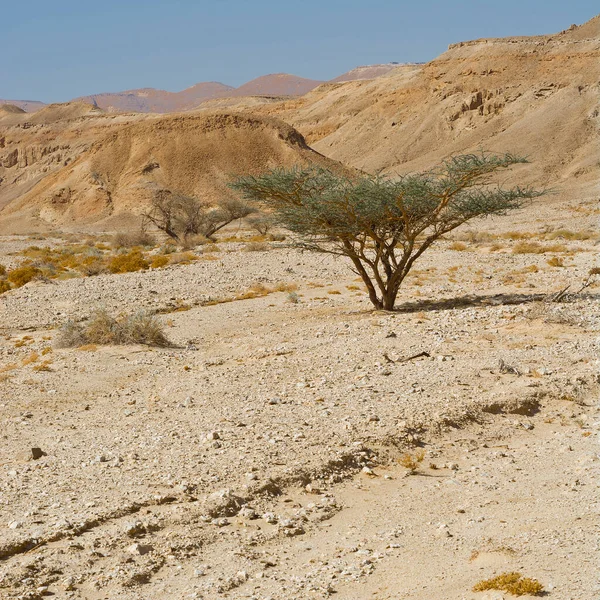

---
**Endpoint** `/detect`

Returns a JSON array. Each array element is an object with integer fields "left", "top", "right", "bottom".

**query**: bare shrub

[
  {"left": 112, "top": 230, "right": 156, "bottom": 248},
  {"left": 246, "top": 213, "right": 273, "bottom": 235},
  {"left": 143, "top": 189, "right": 256, "bottom": 242},
  {"left": 57, "top": 310, "right": 171, "bottom": 348},
  {"left": 244, "top": 242, "right": 270, "bottom": 252}
]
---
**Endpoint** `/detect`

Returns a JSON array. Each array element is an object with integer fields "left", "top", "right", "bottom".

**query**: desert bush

[
  {"left": 143, "top": 189, "right": 256, "bottom": 242},
  {"left": 232, "top": 153, "right": 543, "bottom": 310},
  {"left": 545, "top": 229, "right": 598, "bottom": 241},
  {"left": 398, "top": 449, "right": 425, "bottom": 473},
  {"left": 246, "top": 213, "right": 273, "bottom": 235},
  {"left": 108, "top": 250, "right": 149, "bottom": 273},
  {"left": 0, "top": 280, "right": 11, "bottom": 294},
  {"left": 547, "top": 256, "right": 564, "bottom": 267},
  {"left": 150, "top": 255, "right": 170, "bottom": 269},
  {"left": 112, "top": 230, "right": 156, "bottom": 248},
  {"left": 244, "top": 242, "right": 270, "bottom": 252},
  {"left": 513, "top": 241, "right": 567, "bottom": 254},
  {"left": 181, "top": 233, "right": 211, "bottom": 249},
  {"left": 7, "top": 265, "right": 42, "bottom": 288},
  {"left": 450, "top": 241, "right": 467, "bottom": 251},
  {"left": 57, "top": 309, "right": 171, "bottom": 348},
  {"left": 287, "top": 291, "right": 300, "bottom": 303},
  {"left": 77, "top": 257, "right": 107, "bottom": 276},
  {"left": 473, "top": 572, "right": 543, "bottom": 596},
  {"left": 0, "top": 264, "right": 6, "bottom": 276}
]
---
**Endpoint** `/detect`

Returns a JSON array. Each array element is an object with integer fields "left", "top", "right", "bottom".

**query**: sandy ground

[{"left": 0, "top": 231, "right": 599, "bottom": 599}]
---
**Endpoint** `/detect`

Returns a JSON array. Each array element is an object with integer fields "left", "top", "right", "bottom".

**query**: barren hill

[
  {"left": 0, "top": 99, "right": 47, "bottom": 112},
  {"left": 330, "top": 63, "right": 406, "bottom": 82},
  {"left": 74, "top": 82, "right": 235, "bottom": 113},
  {"left": 232, "top": 73, "right": 323, "bottom": 97},
  {"left": 0, "top": 109, "right": 339, "bottom": 233},
  {"left": 1, "top": 16, "right": 598, "bottom": 233},
  {"left": 251, "top": 16, "right": 599, "bottom": 203}
]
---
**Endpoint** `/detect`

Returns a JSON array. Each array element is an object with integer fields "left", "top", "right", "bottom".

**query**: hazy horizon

[{"left": 2, "top": 0, "right": 597, "bottom": 103}]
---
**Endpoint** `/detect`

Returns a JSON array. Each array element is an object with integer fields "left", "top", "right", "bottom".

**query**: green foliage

[{"left": 232, "top": 153, "right": 544, "bottom": 310}]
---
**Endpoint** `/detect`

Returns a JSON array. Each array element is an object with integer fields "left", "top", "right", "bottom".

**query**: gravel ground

[{"left": 0, "top": 236, "right": 598, "bottom": 599}]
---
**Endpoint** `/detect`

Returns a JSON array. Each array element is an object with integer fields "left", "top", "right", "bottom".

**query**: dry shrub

[
  {"left": 545, "top": 229, "right": 598, "bottom": 241},
  {"left": 501, "top": 231, "right": 535, "bottom": 240},
  {"left": 547, "top": 256, "right": 564, "bottom": 267},
  {"left": 57, "top": 310, "right": 171, "bottom": 348},
  {"left": 7, "top": 265, "right": 42, "bottom": 287},
  {"left": 112, "top": 230, "right": 156, "bottom": 248},
  {"left": 268, "top": 233, "right": 286, "bottom": 242},
  {"left": 244, "top": 242, "right": 270, "bottom": 252},
  {"left": 0, "top": 264, "right": 6, "bottom": 277},
  {"left": 473, "top": 572, "right": 544, "bottom": 596},
  {"left": 108, "top": 250, "right": 149, "bottom": 273},
  {"left": 246, "top": 214, "right": 273, "bottom": 236},
  {"left": 450, "top": 241, "right": 468, "bottom": 251},
  {"left": 513, "top": 241, "right": 567, "bottom": 254},
  {"left": 0, "top": 280, "right": 10, "bottom": 294},
  {"left": 181, "top": 234, "right": 210, "bottom": 250},
  {"left": 167, "top": 251, "right": 197, "bottom": 265},
  {"left": 150, "top": 255, "right": 170, "bottom": 269},
  {"left": 398, "top": 449, "right": 425, "bottom": 473},
  {"left": 77, "top": 256, "right": 107, "bottom": 276}
]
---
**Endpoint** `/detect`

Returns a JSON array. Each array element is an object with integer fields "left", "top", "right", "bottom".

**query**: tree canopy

[{"left": 231, "top": 153, "right": 544, "bottom": 310}]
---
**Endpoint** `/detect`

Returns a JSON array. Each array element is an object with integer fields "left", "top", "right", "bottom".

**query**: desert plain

[{"left": 0, "top": 14, "right": 599, "bottom": 600}]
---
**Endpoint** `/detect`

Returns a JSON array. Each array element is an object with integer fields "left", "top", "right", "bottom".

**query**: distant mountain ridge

[{"left": 0, "top": 65, "right": 403, "bottom": 113}]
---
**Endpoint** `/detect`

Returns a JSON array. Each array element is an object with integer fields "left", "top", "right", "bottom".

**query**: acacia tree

[
  {"left": 231, "top": 153, "right": 544, "bottom": 310},
  {"left": 143, "top": 189, "right": 256, "bottom": 242}
]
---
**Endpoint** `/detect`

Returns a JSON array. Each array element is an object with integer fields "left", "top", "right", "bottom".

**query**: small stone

[
  {"left": 262, "top": 512, "right": 278, "bottom": 524},
  {"left": 362, "top": 466, "right": 375, "bottom": 476},
  {"left": 238, "top": 507, "right": 258, "bottom": 520},
  {"left": 207, "top": 431, "right": 220, "bottom": 440},
  {"left": 8, "top": 521, "right": 22, "bottom": 529},
  {"left": 268, "top": 397, "right": 282, "bottom": 405},
  {"left": 127, "top": 543, "right": 153, "bottom": 555},
  {"left": 30, "top": 447, "right": 46, "bottom": 460}
]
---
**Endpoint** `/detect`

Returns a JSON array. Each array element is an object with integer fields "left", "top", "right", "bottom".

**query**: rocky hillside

[
  {"left": 0, "top": 107, "right": 339, "bottom": 232},
  {"left": 1, "top": 16, "right": 597, "bottom": 232},
  {"left": 253, "top": 16, "right": 599, "bottom": 201}
]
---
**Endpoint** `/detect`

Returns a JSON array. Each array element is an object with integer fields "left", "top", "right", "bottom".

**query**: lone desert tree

[
  {"left": 232, "top": 153, "right": 543, "bottom": 310},
  {"left": 143, "top": 189, "right": 256, "bottom": 242}
]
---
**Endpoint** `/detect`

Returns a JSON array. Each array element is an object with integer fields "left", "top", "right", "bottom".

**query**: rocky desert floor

[{"left": 0, "top": 220, "right": 599, "bottom": 599}]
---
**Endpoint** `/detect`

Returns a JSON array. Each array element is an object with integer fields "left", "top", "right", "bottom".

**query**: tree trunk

[{"left": 381, "top": 288, "right": 398, "bottom": 311}]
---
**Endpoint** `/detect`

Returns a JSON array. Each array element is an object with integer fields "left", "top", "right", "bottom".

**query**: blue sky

[{"left": 2, "top": 0, "right": 597, "bottom": 102}]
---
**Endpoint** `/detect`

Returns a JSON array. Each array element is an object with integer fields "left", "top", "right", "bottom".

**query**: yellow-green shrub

[
  {"left": 108, "top": 250, "right": 149, "bottom": 274},
  {"left": 7, "top": 265, "right": 42, "bottom": 288}
]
